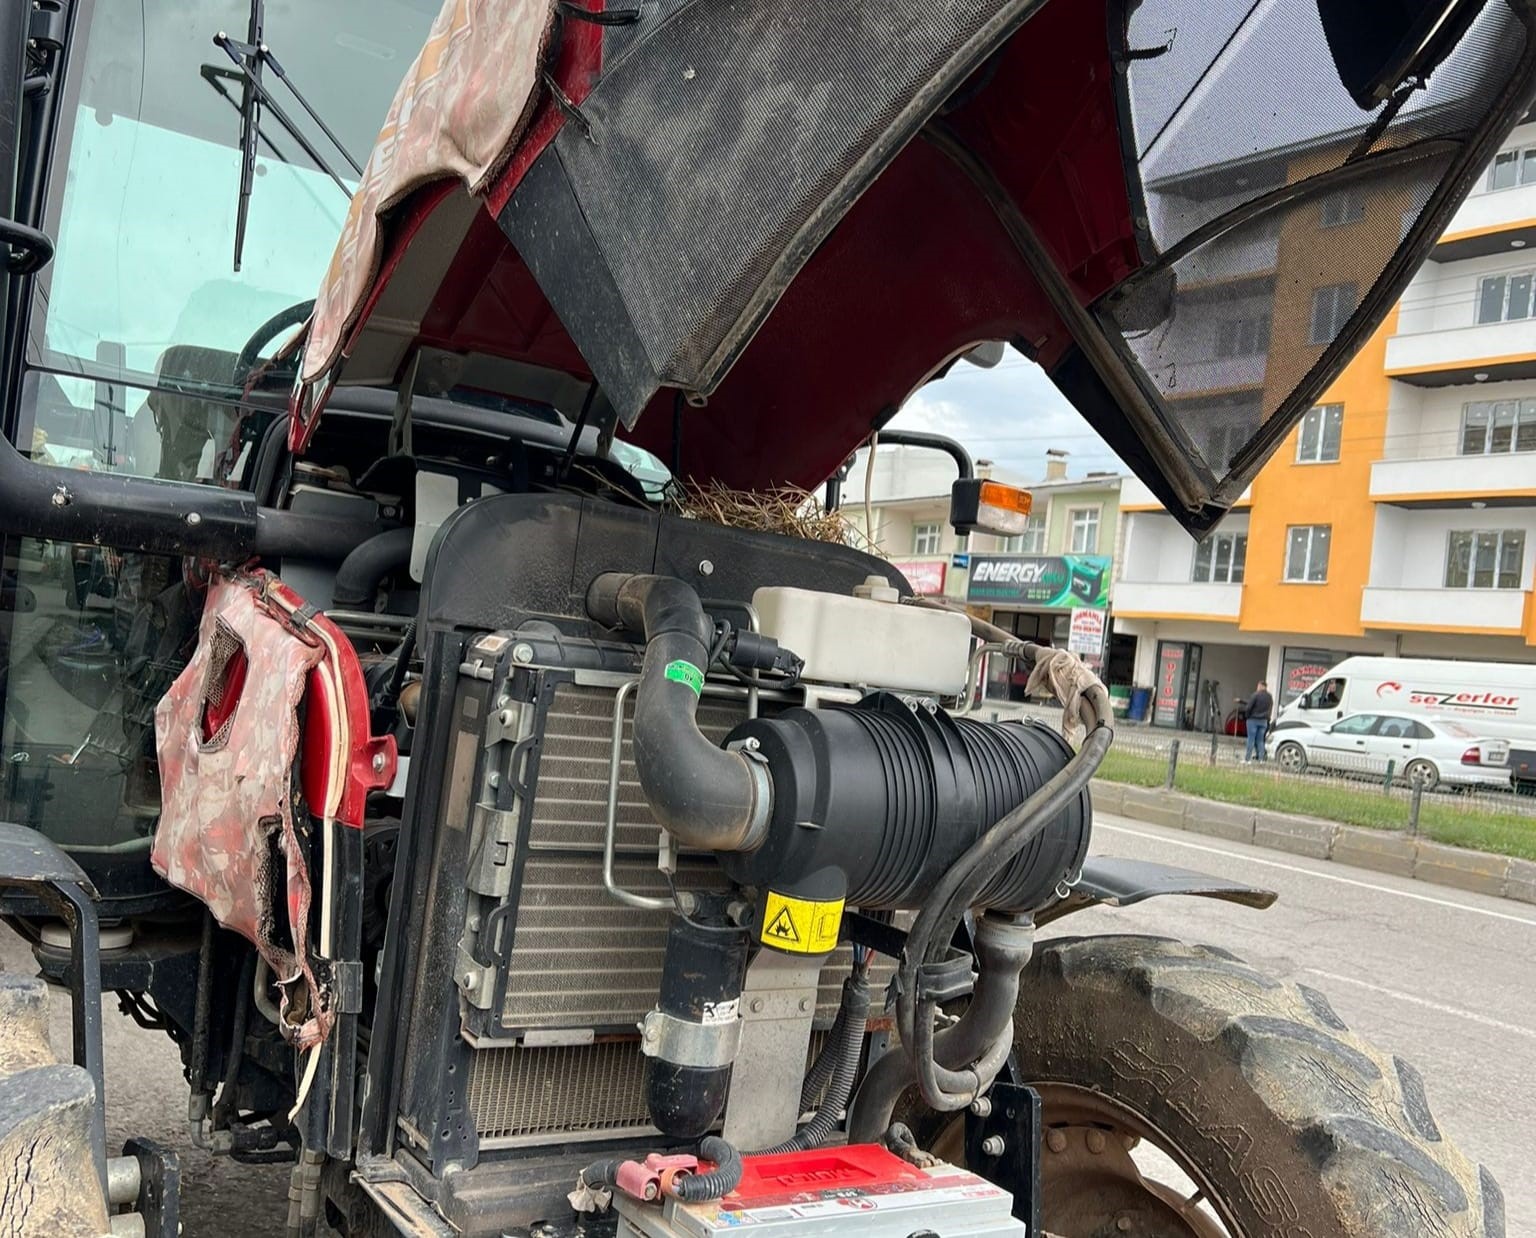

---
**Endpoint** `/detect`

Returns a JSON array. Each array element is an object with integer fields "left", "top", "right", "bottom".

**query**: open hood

[{"left": 291, "top": 0, "right": 1536, "bottom": 533}]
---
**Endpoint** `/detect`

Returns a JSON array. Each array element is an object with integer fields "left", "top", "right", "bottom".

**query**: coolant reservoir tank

[{"left": 752, "top": 582, "right": 971, "bottom": 694}]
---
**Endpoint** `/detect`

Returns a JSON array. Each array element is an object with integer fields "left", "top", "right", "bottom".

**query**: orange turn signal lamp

[{"left": 949, "top": 478, "right": 1034, "bottom": 537}]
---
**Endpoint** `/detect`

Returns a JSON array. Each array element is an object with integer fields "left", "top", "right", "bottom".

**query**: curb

[{"left": 1090, "top": 779, "right": 1536, "bottom": 907}]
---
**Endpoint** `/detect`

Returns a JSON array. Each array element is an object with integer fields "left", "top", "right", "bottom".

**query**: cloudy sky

[{"left": 881, "top": 347, "right": 1126, "bottom": 482}]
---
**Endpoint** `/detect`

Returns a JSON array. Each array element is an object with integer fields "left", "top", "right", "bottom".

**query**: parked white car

[{"left": 1269, "top": 712, "right": 1511, "bottom": 791}]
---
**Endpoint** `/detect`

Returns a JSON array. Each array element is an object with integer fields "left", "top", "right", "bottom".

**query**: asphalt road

[
  {"left": 1069, "top": 811, "right": 1536, "bottom": 1236},
  {"left": 5, "top": 810, "right": 1533, "bottom": 1236}
]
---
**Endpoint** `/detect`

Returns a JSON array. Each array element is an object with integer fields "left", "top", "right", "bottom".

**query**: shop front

[{"left": 966, "top": 553, "right": 1116, "bottom": 698}]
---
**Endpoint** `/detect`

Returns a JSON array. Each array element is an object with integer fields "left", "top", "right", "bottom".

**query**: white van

[{"left": 1274, "top": 655, "right": 1536, "bottom": 790}]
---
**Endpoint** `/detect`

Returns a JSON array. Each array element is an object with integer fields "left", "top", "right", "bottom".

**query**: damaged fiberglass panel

[{"left": 152, "top": 574, "right": 331, "bottom": 1049}]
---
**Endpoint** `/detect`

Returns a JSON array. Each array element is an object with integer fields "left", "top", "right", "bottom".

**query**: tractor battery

[{"left": 614, "top": 1145, "right": 1026, "bottom": 1238}]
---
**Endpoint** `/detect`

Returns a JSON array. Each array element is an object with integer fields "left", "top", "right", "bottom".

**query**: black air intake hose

[
  {"left": 332, "top": 526, "right": 414, "bottom": 609},
  {"left": 586, "top": 573, "right": 771, "bottom": 852},
  {"left": 722, "top": 693, "right": 1090, "bottom": 912}
]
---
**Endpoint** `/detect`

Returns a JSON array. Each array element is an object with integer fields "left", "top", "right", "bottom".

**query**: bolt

[
  {"left": 742, "top": 736, "right": 761, "bottom": 751},
  {"left": 185, "top": 511, "right": 202, "bottom": 527},
  {"left": 461, "top": 971, "right": 476, "bottom": 988},
  {"left": 499, "top": 708, "right": 515, "bottom": 727},
  {"left": 371, "top": 752, "right": 387, "bottom": 773},
  {"left": 980, "top": 1136, "right": 1005, "bottom": 1157},
  {"left": 1116, "top": 1217, "right": 1133, "bottom": 1233},
  {"left": 1045, "top": 1130, "right": 1067, "bottom": 1154},
  {"left": 698, "top": 559, "right": 714, "bottom": 576},
  {"left": 50, "top": 486, "right": 69, "bottom": 507},
  {"left": 798, "top": 997, "right": 811, "bottom": 1013},
  {"left": 1086, "top": 1129, "right": 1107, "bottom": 1155},
  {"left": 487, "top": 771, "right": 500, "bottom": 788},
  {"left": 512, "top": 643, "right": 534, "bottom": 664},
  {"left": 750, "top": 998, "right": 764, "bottom": 1013},
  {"left": 969, "top": 1097, "right": 992, "bottom": 1117},
  {"left": 643, "top": 1025, "right": 658, "bottom": 1041}
]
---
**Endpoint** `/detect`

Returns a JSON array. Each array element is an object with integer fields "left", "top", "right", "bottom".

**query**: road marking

[
  {"left": 1304, "top": 968, "right": 1536, "bottom": 1041},
  {"left": 1095, "top": 820, "right": 1536, "bottom": 928}
]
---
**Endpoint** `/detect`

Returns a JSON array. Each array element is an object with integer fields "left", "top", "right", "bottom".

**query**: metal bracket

[
  {"left": 331, "top": 960, "right": 364, "bottom": 1015},
  {"left": 122, "top": 1137, "right": 181, "bottom": 1238},
  {"left": 965, "top": 1082, "right": 1042, "bottom": 1237},
  {"left": 639, "top": 1007, "right": 742, "bottom": 1068},
  {"left": 722, "top": 952, "right": 823, "bottom": 1149},
  {"left": 465, "top": 801, "right": 520, "bottom": 898}
]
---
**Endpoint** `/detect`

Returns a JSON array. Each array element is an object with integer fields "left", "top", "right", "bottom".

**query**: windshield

[{"left": 20, "top": 0, "right": 437, "bottom": 481}]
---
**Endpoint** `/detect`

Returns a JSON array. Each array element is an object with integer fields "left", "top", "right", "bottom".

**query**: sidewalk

[{"left": 1092, "top": 779, "right": 1536, "bottom": 905}]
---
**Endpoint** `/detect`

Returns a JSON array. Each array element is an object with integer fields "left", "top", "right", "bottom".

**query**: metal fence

[
  {"left": 1107, "top": 720, "right": 1536, "bottom": 835},
  {"left": 971, "top": 698, "right": 1536, "bottom": 836}
]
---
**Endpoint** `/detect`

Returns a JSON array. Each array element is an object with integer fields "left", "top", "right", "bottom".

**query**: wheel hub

[{"left": 931, "top": 1084, "right": 1233, "bottom": 1238}]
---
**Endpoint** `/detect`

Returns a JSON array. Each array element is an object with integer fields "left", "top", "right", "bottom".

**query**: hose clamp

[
  {"left": 729, "top": 739, "right": 775, "bottom": 851},
  {"left": 640, "top": 1007, "right": 744, "bottom": 1068}
]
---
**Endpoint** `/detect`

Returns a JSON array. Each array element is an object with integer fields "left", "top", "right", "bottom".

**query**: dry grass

[{"left": 666, "top": 478, "right": 875, "bottom": 548}]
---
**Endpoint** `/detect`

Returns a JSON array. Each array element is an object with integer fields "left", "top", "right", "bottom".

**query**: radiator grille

[
  {"left": 469, "top": 1031, "right": 831, "bottom": 1142},
  {"left": 479, "top": 679, "right": 888, "bottom": 1137}
]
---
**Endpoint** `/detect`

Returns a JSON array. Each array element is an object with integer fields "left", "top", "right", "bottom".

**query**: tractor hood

[{"left": 291, "top": 0, "right": 1536, "bottom": 533}]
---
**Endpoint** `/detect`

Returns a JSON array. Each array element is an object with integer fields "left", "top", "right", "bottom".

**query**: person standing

[{"left": 1244, "top": 680, "right": 1274, "bottom": 762}]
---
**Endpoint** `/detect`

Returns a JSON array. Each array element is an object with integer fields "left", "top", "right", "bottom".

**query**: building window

[
  {"left": 1068, "top": 508, "right": 1100, "bottom": 554},
  {"left": 1462, "top": 399, "right": 1536, "bottom": 454},
  {"left": 1487, "top": 146, "right": 1536, "bottom": 192},
  {"left": 1296, "top": 403, "right": 1343, "bottom": 463},
  {"left": 1284, "top": 525, "right": 1331, "bottom": 582},
  {"left": 1001, "top": 513, "right": 1047, "bottom": 554},
  {"left": 912, "top": 523, "right": 942, "bottom": 555},
  {"left": 1309, "top": 283, "right": 1357, "bottom": 344},
  {"left": 1445, "top": 529, "right": 1525, "bottom": 590},
  {"left": 1319, "top": 188, "right": 1365, "bottom": 227},
  {"left": 1476, "top": 271, "right": 1535, "bottom": 324},
  {"left": 1192, "top": 531, "right": 1247, "bottom": 583},
  {"left": 1214, "top": 314, "right": 1270, "bottom": 358}
]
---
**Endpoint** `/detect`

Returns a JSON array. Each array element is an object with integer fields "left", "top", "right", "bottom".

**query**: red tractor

[{"left": 0, "top": 1, "right": 1523, "bottom": 1235}]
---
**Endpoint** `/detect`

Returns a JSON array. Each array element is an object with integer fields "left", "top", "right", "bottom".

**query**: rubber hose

[
  {"left": 586, "top": 573, "right": 769, "bottom": 852},
  {"left": 579, "top": 1158, "right": 624, "bottom": 1189},
  {"left": 799, "top": 1001, "right": 849, "bottom": 1113},
  {"left": 672, "top": 1137, "right": 743, "bottom": 1202},
  {"left": 331, "top": 526, "right": 414, "bottom": 609},
  {"left": 762, "top": 972, "right": 871, "bottom": 1154}
]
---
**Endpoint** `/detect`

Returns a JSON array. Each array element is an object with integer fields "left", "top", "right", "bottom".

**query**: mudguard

[{"left": 1037, "top": 856, "right": 1277, "bottom": 926}]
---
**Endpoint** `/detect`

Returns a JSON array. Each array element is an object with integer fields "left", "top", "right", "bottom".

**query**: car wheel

[
  {"left": 1276, "top": 741, "right": 1307, "bottom": 772},
  {"left": 1405, "top": 758, "right": 1439, "bottom": 792}
]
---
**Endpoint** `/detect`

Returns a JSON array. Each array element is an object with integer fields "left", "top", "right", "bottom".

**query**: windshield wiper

[{"left": 214, "top": 0, "right": 364, "bottom": 271}]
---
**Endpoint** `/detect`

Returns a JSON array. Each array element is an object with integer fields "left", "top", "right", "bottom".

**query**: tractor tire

[
  {"left": 900, "top": 935, "right": 1503, "bottom": 1237},
  {"left": 0, "top": 973, "right": 110, "bottom": 1238}
]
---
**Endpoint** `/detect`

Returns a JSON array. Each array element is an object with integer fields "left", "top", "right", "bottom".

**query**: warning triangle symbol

[{"left": 765, "top": 906, "right": 800, "bottom": 943}]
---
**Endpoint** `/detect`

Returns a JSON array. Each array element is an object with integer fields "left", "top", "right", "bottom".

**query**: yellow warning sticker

[{"left": 760, "top": 891, "right": 844, "bottom": 955}]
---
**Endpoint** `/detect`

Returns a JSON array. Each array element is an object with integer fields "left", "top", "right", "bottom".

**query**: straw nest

[{"left": 665, "top": 479, "right": 876, "bottom": 551}]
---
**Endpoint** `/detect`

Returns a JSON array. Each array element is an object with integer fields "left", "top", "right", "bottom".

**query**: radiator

[{"left": 470, "top": 679, "right": 887, "bottom": 1140}]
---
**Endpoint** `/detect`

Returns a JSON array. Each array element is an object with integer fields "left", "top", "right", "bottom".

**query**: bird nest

[{"left": 665, "top": 479, "right": 874, "bottom": 550}]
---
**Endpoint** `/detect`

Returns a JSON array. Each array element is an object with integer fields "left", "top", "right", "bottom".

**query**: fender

[{"left": 1037, "top": 856, "right": 1276, "bottom": 927}]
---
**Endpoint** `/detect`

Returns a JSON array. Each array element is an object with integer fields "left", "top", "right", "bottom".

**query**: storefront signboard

[{"left": 966, "top": 554, "right": 1111, "bottom": 609}]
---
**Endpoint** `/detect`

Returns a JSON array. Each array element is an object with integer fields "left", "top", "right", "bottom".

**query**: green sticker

[{"left": 664, "top": 659, "right": 704, "bottom": 696}]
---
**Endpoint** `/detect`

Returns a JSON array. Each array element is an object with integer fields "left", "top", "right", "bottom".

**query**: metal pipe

[
  {"left": 867, "top": 428, "right": 973, "bottom": 480},
  {"left": 603, "top": 679, "right": 673, "bottom": 912}
]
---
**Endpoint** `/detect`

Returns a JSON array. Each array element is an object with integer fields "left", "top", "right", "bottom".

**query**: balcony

[
  {"left": 1179, "top": 230, "right": 1280, "bottom": 288},
  {"left": 1115, "top": 580, "right": 1242, "bottom": 620},
  {"left": 1370, "top": 452, "right": 1536, "bottom": 503},
  {"left": 1159, "top": 353, "right": 1267, "bottom": 400},
  {"left": 1384, "top": 320, "right": 1536, "bottom": 386},
  {"left": 1360, "top": 587, "right": 1526, "bottom": 632},
  {"left": 1434, "top": 186, "right": 1536, "bottom": 264}
]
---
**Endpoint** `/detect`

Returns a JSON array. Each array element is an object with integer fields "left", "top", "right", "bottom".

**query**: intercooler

[{"left": 463, "top": 677, "right": 883, "bottom": 1145}]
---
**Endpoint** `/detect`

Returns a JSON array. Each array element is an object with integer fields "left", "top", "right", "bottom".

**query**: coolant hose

[
  {"left": 673, "top": 1137, "right": 744, "bottom": 1202},
  {"left": 331, "top": 526, "right": 414, "bottom": 609},
  {"left": 586, "top": 573, "right": 771, "bottom": 852},
  {"left": 762, "top": 971, "right": 872, "bottom": 1154}
]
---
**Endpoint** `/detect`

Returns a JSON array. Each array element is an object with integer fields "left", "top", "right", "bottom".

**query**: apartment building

[{"left": 1115, "top": 116, "right": 1536, "bottom": 728}]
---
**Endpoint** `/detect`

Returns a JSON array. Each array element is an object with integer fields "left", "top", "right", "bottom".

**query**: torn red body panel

[{"left": 152, "top": 572, "right": 396, "bottom": 1049}]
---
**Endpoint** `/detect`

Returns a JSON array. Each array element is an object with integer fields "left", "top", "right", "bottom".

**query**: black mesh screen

[{"left": 1105, "top": 0, "right": 1529, "bottom": 487}]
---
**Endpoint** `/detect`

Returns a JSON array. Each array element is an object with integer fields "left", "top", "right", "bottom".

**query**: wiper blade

[{"left": 214, "top": 0, "right": 362, "bottom": 271}]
